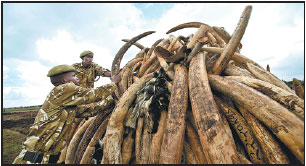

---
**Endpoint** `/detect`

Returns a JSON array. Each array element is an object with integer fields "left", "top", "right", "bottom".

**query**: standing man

[{"left": 72, "top": 50, "right": 111, "bottom": 88}]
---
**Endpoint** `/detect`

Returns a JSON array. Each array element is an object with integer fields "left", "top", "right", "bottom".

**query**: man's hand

[
  {"left": 111, "top": 74, "right": 121, "bottom": 84},
  {"left": 103, "top": 71, "right": 111, "bottom": 77}
]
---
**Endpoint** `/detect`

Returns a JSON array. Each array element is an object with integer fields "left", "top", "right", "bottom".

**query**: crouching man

[{"left": 13, "top": 64, "right": 120, "bottom": 164}]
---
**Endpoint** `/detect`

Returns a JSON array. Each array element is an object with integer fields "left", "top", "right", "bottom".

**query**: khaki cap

[
  {"left": 80, "top": 50, "right": 94, "bottom": 58},
  {"left": 47, "top": 64, "right": 75, "bottom": 77}
]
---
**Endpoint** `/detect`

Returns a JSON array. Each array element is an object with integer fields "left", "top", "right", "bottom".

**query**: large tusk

[
  {"left": 212, "top": 26, "right": 231, "bottom": 43},
  {"left": 211, "top": 5, "right": 252, "bottom": 75},
  {"left": 186, "top": 121, "right": 208, "bottom": 164},
  {"left": 208, "top": 74, "right": 304, "bottom": 163},
  {"left": 146, "top": 38, "right": 163, "bottom": 60},
  {"left": 183, "top": 139, "right": 198, "bottom": 164},
  {"left": 236, "top": 104, "right": 290, "bottom": 164},
  {"left": 148, "top": 110, "right": 167, "bottom": 164},
  {"left": 121, "top": 39, "right": 145, "bottom": 50},
  {"left": 293, "top": 78, "right": 305, "bottom": 99},
  {"left": 102, "top": 73, "right": 154, "bottom": 164},
  {"left": 166, "top": 22, "right": 211, "bottom": 34},
  {"left": 201, "top": 46, "right": 264, "bottom": 70},
  {"left": 223, "top": 64, "right": 255, "bottom": 78},
  {"left": 121, "top": 129, "right": 135, "bottom": 164},
  {"left": 112, "top": 31, "right": 155, "bottom": 76},
  {"left": 215, "top": 96, "right": 267, "bottom": 164},
  {"left": 227, "top": 76, "right": 304, "bottom": 121},
  {"left": 80, "top": 115, "right": 111, "bottom": 164},
  {"left": 189, "top": 52, "right": 239, "bottom": 164},
  {"left": 65, "top": 117, "right": 96, "bottom": 164},
  {"left": 74, "top": 108, "right": 112, "bottom": 163},
  {"left": 247, "top": 63, "right": 293, "bottom": 92},
  {"left": 159, "top": 64, "right": 188, "bottom": 164}
]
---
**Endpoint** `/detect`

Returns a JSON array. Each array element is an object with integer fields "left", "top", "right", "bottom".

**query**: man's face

[
  {"left": 82, "top": 55, "right": 93, "bottom": 67},
  {"left": 62, "top": 71, "right": 80, "bottom": 86}
]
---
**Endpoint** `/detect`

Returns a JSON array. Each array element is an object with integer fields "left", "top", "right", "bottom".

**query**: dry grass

[{"left": 3, "top": 129, "right": 27, "bottom": 164}]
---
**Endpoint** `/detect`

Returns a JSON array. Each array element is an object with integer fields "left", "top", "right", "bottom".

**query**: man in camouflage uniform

[
  {"left": 72, "top": 50, "right": 111, "bottom": 88},
  {"left": 13, "top": 64, "right": 120, "bottom": 164}
]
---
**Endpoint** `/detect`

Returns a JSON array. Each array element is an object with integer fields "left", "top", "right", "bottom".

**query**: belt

[{"left": 23, "top": 151, "right": 61, "bottom": 163}]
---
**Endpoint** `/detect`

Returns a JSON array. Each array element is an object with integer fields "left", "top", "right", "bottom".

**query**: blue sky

[{"left": 2, "top": 3, "right": 304, "bottom": 108}]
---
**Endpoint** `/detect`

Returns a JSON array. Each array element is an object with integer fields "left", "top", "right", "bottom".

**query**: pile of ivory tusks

[{"left": 58, "top": 5, "right": 305, "bottom": 164}]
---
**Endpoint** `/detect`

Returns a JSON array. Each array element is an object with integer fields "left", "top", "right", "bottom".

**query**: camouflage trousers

[{"left": 12, "top": 149, "right": 59, "bottom": 164}]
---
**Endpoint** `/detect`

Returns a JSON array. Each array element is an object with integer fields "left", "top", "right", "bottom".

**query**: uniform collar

[{"left": 81, "top": 62, "right": 93, "bottom": 68}]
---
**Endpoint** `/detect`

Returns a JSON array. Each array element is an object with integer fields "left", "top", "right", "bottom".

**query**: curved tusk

[
  {"left": 211, "top": 5, "right": 252, "bottom": 75},
  {"left": 166, "top": 22, "right": 211, "bottom": 34},
  {"left": 121, "top": 39, "right": 145, "bottom": 50},
  {"left": 112, "top": 31, "right": 155, "bottom": 76}
]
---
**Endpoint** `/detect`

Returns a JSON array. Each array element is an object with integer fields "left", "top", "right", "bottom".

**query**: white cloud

[
  {"left": 240, "top": 4, "right": 304, "bottom": 75},
  {"left": 152, "top": 3, "right": 303, "bottom": 80},
  {"left": 3, "top": 60, "right": 53, "bottom": 107},
  {"left": 3, "top": 65, "right": 9, "bottom": 71},
  {"left": 36, "top": 30, "right": 108, "bottom": 66},
  {"left": 3, "top": 3, "right": 304, "bottom": 108},
  {"left": 3, "top": 65, "right": 9, "bottom": 79},
  {"left": 16, "top": 61, "right": 50, "bottom": 83}
]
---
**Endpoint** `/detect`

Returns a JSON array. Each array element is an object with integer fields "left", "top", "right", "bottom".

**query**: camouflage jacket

[
  {"left": 13, "top": 82, "right": 115, "bottom": 164},
  {"left": 72, "top": 62, "right": 109, "bottom": 88}
]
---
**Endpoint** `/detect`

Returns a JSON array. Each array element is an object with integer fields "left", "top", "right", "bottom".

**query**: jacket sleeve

[
  {"left": 95, "top": 63, "right": 110, "bottom": 77},
  {"left": 75, "top": 94, "right": 114, "bottom": 118},
  {"left": 62, "top": 82, "right": 116, "bottom": 106}
]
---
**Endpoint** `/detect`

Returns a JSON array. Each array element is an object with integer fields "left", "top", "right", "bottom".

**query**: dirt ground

[{"left": 2, "top": 111, "right": 37, "bottom": 164}]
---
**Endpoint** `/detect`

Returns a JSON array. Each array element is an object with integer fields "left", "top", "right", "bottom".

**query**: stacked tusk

[{"left": 63, "top": 5, "right": 304, "bottom": 164}]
